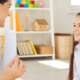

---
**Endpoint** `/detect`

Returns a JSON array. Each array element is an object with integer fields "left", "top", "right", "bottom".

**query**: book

[
  {"left": 17, "top": 47, "right": 20, "bottom": 55},
  {"left": 23, "top": 42, "right": 28, "bottom": 55},
  {"left": 17, "top": 42, "right": 22, "bottom": 55},
  {"left": 10, "top": 12, "right": 18, "bottom": 31},
  {"left": 26, "top": 42, "right": 31, "bottom": 55},
  {"left": 16, "top": 12, "right": 19, "bottom": 31},
  {"left": 10, "top": 12, "right": 22, "bottom": 31},
  {"left": 25, "top": 42, "right": 30, "bottom": 55},
  {"left": 18, "top": 42, "right": 23, "bottom": 55},
  {"left": 25, "top": 40, "right": 37, "bottom": 55},
  {"left": 16, "top": 12, "right": 22, "bottom": 31},
  {"left": 19, "top": 42, "right": 24, "bottom": 55},
  {"left": 26, "top": 42, "right": 32, "bottom": 55},
  {"left": 28, "top": 42, "right": 34, "bottom": 55},
  {"left": 20, "top": 42, "right": 26, "bottom": 55}
]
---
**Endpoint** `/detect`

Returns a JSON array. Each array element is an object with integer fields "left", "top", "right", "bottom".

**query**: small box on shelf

[{"left": 34, "top": 45, "right": 53, "bottom": 55}]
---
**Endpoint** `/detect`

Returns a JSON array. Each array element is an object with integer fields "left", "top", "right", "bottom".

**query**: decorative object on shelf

[
  {"left": 24, "top": 4, "right": 28, "bottom": 8},
  {"left": 54, "top": 33, "right": 73, "bottom": 59},
  {"left": 21, "top": 0, "right": 27, "bottom": 4},
  {"left": 36, "top": 0, "right": 45, "bottom": 8},
  {"left": 33, "top": 4, "right": 38, "bottom": 8},
  {"left": 17, "top": 0, "right": 21, "bottom": 4},
  {"left": 32, "top": 19, "right": 48, "bottom": 31},
  {"left": 31, "top": 0, "right": 35, "bottom": 4},
  {"left": 15, "top": 4, "right": 19, "bottom": 7},
  {"left": 29, "top": 4, "right": 33, "bottom": 8},
  {"left": 23, "top": 10, "right": 30, "bottom": 31},
  {"left": 27, "top": 0, "right": 31, "bottom": 4},
  {"left": 34, "top": 45, "right": 53, "bottom": 55},
  {"left": 15, "top": 0, "right": 38, "bottom": 8}
]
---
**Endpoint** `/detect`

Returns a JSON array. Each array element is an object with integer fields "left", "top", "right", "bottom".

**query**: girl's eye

[{"left": 73, "top": 25, "right": 76, "bottom": 27}]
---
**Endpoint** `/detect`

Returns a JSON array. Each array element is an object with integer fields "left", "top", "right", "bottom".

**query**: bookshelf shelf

[
  {"left": 16, "top": 31, "right": 52, "bottom": 34},
  {"left": 15, "top": 8, "right": 50, "bottom": 10},
  {"left": 7, "top": 0, "right": 55, "bottom": 60},
  {"left": 19, "top": 54, "right": 54, "bottom": 58}
]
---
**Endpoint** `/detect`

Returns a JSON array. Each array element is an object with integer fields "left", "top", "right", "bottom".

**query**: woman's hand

[{"left": 0, "top": 55, "right": 26, "bottom": 80}]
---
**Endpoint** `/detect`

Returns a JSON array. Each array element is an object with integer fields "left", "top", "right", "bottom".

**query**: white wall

[
  {"left": 0, "top": 0, "right": 77, "bottom": 35},
  {"left": 53, "top": 0, "right": 77, "bottom": 33}
]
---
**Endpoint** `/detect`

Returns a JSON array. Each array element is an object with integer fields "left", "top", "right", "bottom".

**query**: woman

[
  {"left": 68, "top": 13, "right": 80, "bottom": 80},
  {"left": 0, "top": 0, "right": 26, "bottom": 80}
]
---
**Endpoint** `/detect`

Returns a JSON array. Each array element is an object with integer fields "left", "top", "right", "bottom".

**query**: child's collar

[{"left": 75, "top": 43, "right": 80, "bottom": 50}]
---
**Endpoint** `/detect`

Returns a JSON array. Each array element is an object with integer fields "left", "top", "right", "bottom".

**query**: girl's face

[
  {"left": 0, "top": 0, "right": 11, "bottom": 27},
  {"left": 73, "top": 15, "right": 80, "bottom": 42}
]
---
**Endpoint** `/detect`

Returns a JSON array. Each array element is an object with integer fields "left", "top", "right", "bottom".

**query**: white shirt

[{"left": 73, "top": 43, "right": 80, "bottom": 80}]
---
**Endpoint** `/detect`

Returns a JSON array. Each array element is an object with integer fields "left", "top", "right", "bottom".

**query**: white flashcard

[{"left": 3, "top": 29, "right": 16, "bottom": 69}]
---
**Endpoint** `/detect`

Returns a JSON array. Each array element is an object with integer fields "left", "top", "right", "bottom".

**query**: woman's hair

[
  {"left": 0, "top": 0, "right": 8, "bottom": 4},
  {"left": 68, "top": 12, "right": 80, "bottom": 80}
]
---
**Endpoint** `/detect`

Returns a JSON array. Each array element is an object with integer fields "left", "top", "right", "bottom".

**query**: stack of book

[{"left": 17, "top": 40, "right": 37, "bottom": 55}]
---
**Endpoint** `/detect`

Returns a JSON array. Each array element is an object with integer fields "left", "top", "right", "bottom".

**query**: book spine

[
  {"left": 25, "top": 40, "right": 37, "bottom": 55},
  {"left": 16, "top": 12, "right": 22, "bottom": 31}
]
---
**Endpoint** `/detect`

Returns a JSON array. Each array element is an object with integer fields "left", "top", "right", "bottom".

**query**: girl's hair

[
  {"left": 68, "top": 12, "right": 80, "bottom": 80},
  {"left": 0, "top": 0, "right": 8, "bottom": 4}
]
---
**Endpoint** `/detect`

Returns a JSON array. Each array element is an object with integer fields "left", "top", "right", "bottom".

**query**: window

[
  {"left": 71, "top": 0, "right": 80, "bottom": 10},
  {"left": 71, "top": 0, "right": 80, "bottom": 5}
]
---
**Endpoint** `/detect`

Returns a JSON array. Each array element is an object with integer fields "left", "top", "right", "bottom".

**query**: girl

[
  {"left": 0, "top": 0, "right": 26, "bottom": 80},
  {"left": 68, "top": 13, "right": 80, "bottom": 80}
]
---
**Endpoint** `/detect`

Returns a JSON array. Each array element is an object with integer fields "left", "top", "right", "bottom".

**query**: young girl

[{"left": 68, "top": 13, "right": 80, "bottom": 80}]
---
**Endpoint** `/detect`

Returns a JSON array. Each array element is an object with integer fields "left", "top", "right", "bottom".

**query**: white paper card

[{"left": 3, "top": 29, "right": 16, "bottom": 69}]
